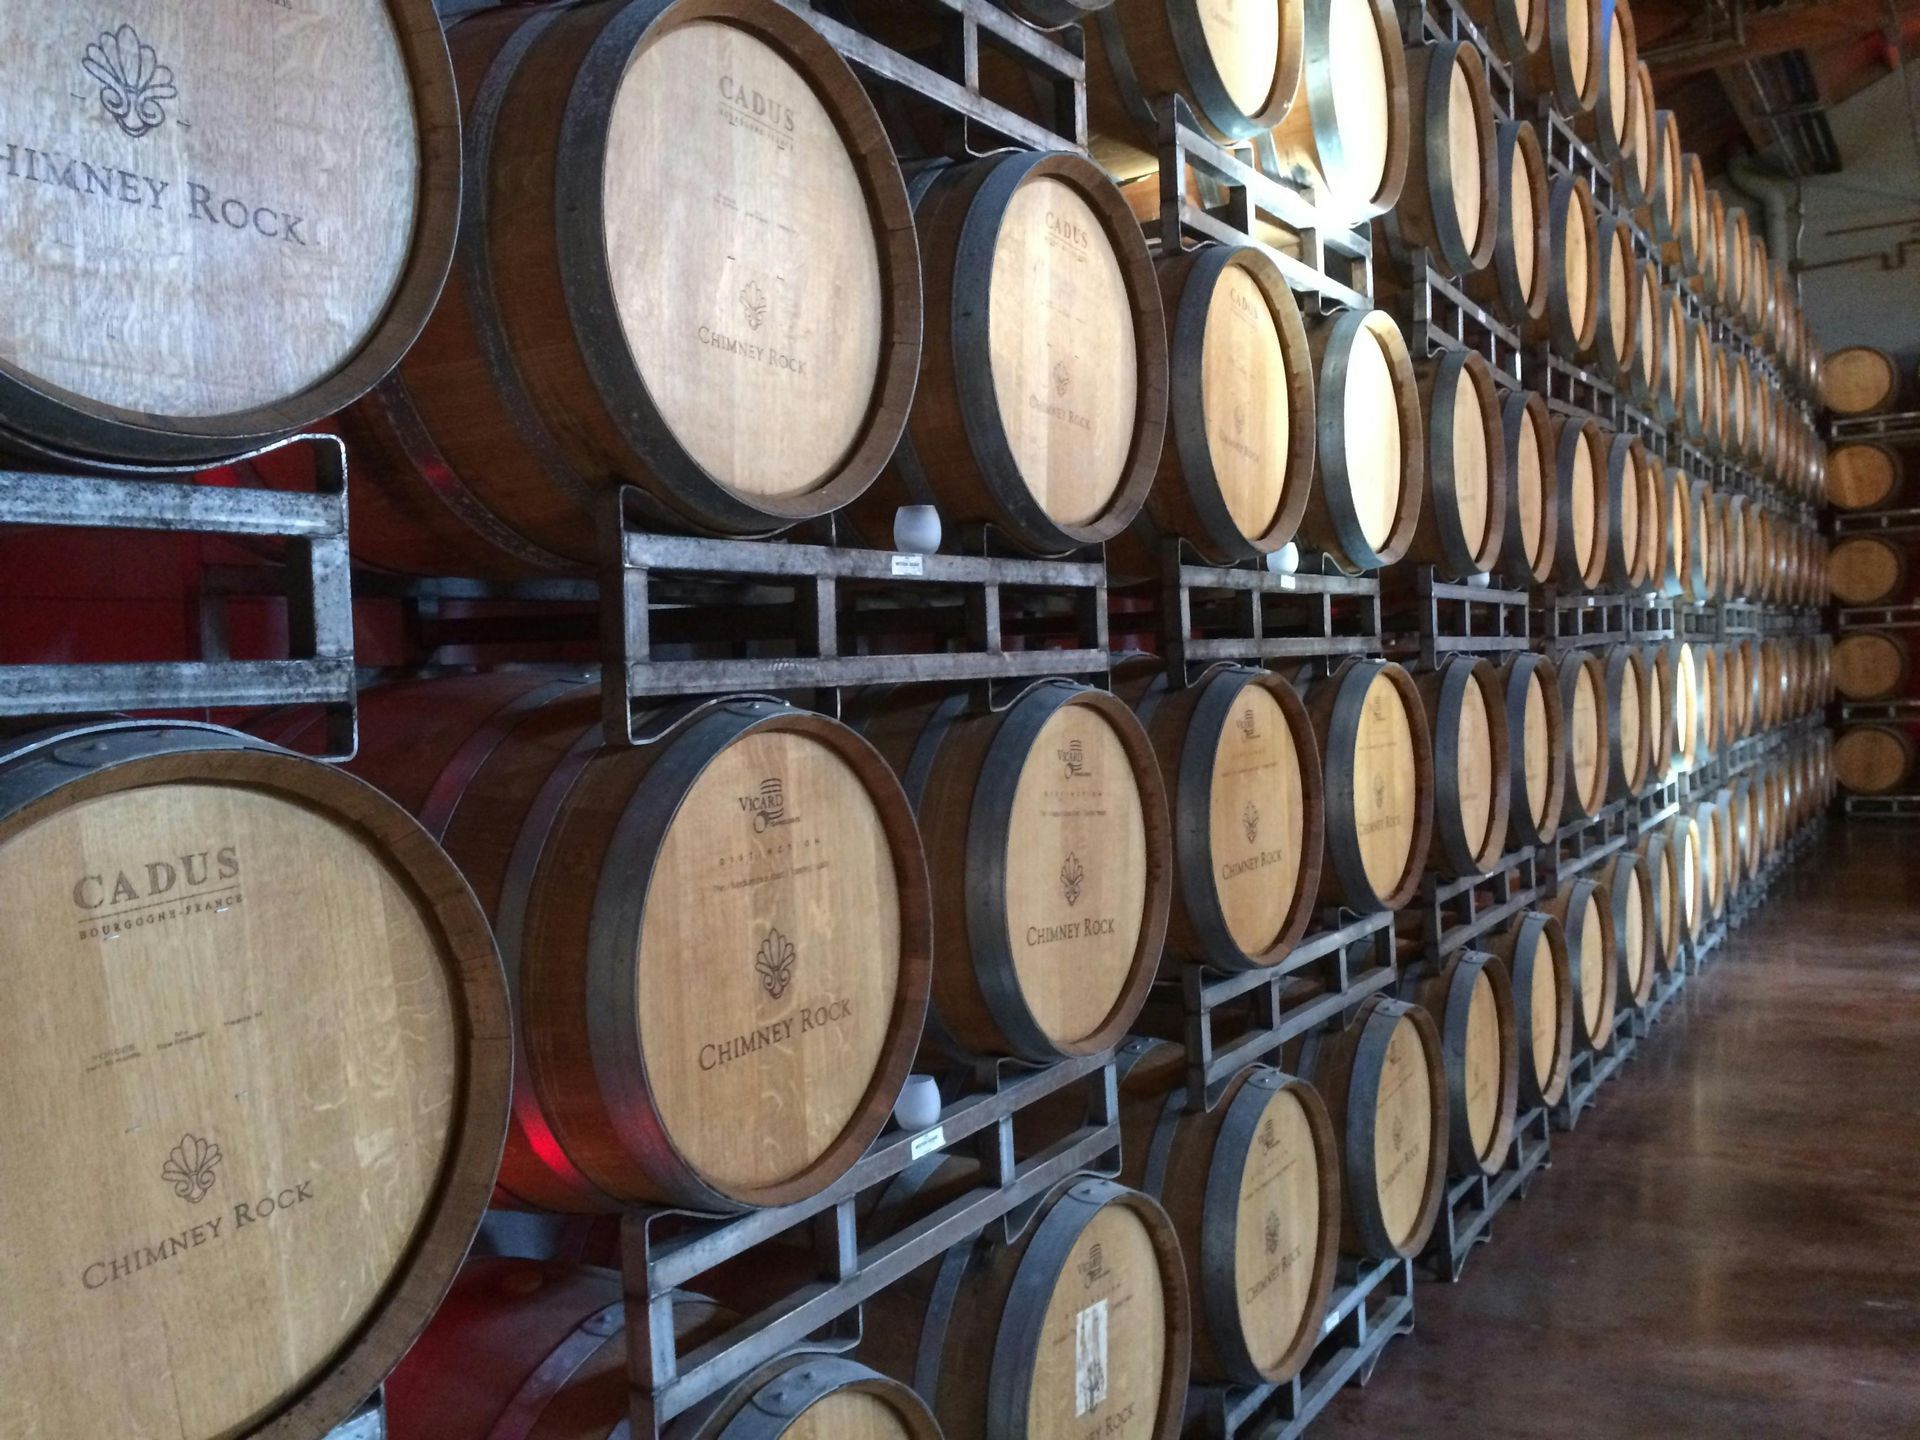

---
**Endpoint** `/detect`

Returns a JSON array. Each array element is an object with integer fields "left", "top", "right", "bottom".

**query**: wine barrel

[
  {"left": 1109, "top": 1041, "right": 1340, "bottom": 1386},
  {"left": 1707, "top": 347, "right": 1734, "bottom": 458},
  {"left": 1418, "top": 656, "right": 1514, "bottom": 878},
  {"left": 301, "top": 676, "right": 929, "bottom": 1214},
  {"left": 860, "top": 681, "right": 1167, "bottom": 1063},
  {"left": 1657, "top": 284, "right": 1689, "bottom": 424},
  {"left": 1085, "top": 0, "right": 1303, "bottom": 180},
  {"left": 1724, "top": 352, "right": 1751, "bottom": 461},
  {"left": 1410, "top": 350, "right": 1507, "bottom": 578},
  {"left": 0, "top": 721, "right": 509, "bottom": 1440},
  {"left": 0, "top": 1, "right": 459, "bottom": 467},
  {"left": 1131, "top": 244, "right": 1317, "bottom": 565},
  {"left": 1460, "top": 0, "right": 1546, "bottom": 63},
  {"left": 1828, "top": 442, "right": 1903, "bottom": 511},
  {"left": 1306, "top": 995, "right": 1448, "bottom": 1259},
  {"left": 1582, "top": 0, "right": 1639, "bottom": 160},
  {"left": 1697, "top": 799, "right": 1727, "bottom": 920},
  {"left": 1605, "top": 851, "right": 1655, "bottom": 1013},
  {"left": 1543, "top": 174, "right": 1600, "bottom": 358},
  {"left": 1552, "top": 414, "right": 1612, "bottom": 592},
  {"left": 1644, "top": 641, "right": 1677, "bottom": 778},
  {"left": 1681, "top": 316, "right": 1714, "bottom": 445},
  {"left": 1637, "top": 828, "right": 1681, "bottom": 977},
  {"left": 1693, "top": 188, "right": 1725, "bottom": 303},
  {"left": 855, "top": 149, "right": 1166, "bottom": 557},
  {"left": 1626, "top": 257, "right": 1665, "bottom": 409},
  {"left": 1830, "top": 535, "right": 1909, "bottom": 606},
  {"left": 1601, "top": 433, "right": 1649, "bottom": 589},
  {"left": 1693, "top": 480, "right": 1723, "bottom": 602},
  {"left": 1666, "top": 810, "right": 1704, "bottom": 944},
  {"left": 1488, "top": 911, "right": 1574, "bottom": 1108},
  {"left": 1673, "top": 643, "right": 1701, "bottom": 770},
  {"left": 344, "top": 0, "right": 919, "bottom": 574},
  {"left": 1496, "top": 389, "right": 1559, "bottom": 587},
  {"left": 1406, "top": 952, "right": 1520, "bottom": 1178},
  {"left": 1614, "top": 59, "right": 1658, "bottom": 209},
  {"left": 1603, "top": 644, "right": 1650, "bottom": 798},
  {"left": 1635, "top": 110, "right": 1683, "bottom": 250},
  {"left": 1732, "top": 775, "right": 1762, "bottom": 882},
  {"left": 1122, "top": 663, "right": 1324, "bottom": 971},
  {"left": 385, "top": 1260, "right": 940, "bottom": 1439},
  {"left": 1468, "top": 120, "right": 1550, "bottom": 323},
  {"left": 1834, "top": 725, "right": 1918, "bottom": 795},
  {"left": 1559, "top": 648, "right": 1611, "bottom": 822},
  {"left": 1542, "top": 876, "right": 1618, "bottom": 1053},
  {"left": 1389, "top": 41, "right": 1498, "bottom": 276},
  {"left": 1825, "top": 345, "right": 1901, "bottom": 416},
  {"left": 1534, "top": 0, "right": 1602, "bottom": 115},
  {"left": 1668, "top": 152, "right": 1708, "bottom": 275},
  {"left": 1308, "top": 658, "right": 1435, "bottom": 912},
  {"left": 1500, "top": 652, "right": 1568, "bottom": 849},
  {"left": 1833, "top": 631, "right": 1911, "bottom": 702},
  {"left": 1260, "top": 0, "right": 1411, "bottom": 223},
  {"left": 1724, "top": 195, "right": 1753, "bottom": 317},
  {"left": 1298, "top": 308, "right": 1425, "bottom": 571},
  {"left": 1590, "top": 208, "right": 1639, "bottom": 383},
  {"left": 864, "top": 1177, "right": 1190, "bottom": 1440},
  {"left": 1655, "top": 455, "right": 1696, "bottom": 598}
]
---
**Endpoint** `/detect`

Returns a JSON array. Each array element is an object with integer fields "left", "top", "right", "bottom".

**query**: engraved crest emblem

[
  {"left": 1079, "top": 1242, "right": 1107, "bottom": 1285},
  {"left": 1060, "top": 853, "right": 1086, "bottom": 907},
  {"left": 1233, "top": 402, "right": 1247, "bottom": 438},
  {"left": 1260, "top": 1116, "right": 1277, "bottom": 1151},
  {"left": 161, "top": 1133, "right": 222, "bottom": 1205},
  {"left": 1060, "top": 738, "right": 1088, "bottom": 778},
  {"left": 1243, "top": 799, "right": 1261, "bottom": 846},
  {"left": 83, "top": 25, "right": 176, "bottom": 139},
  {"left": 755, "top": 927, "right": 798, "bottom": 1000},
  {"left": 1264, "top": 1210, "right": 1281, "bottom": 1257},
  {"left": 1391, "top": 1115, "right": 1406, "bottom": 1152},
  {"left": 1239, "top": 706, "right": 1259, "bottom": 741},
  {"left": 739, "top": 280, "right": 768, "bottom": 331},
  {"left": 1053, "top": 360, "right": 1071, "bottom": 398},
  {"left": 1373, "top": 771, "right": 1388, "bottom": 811}
]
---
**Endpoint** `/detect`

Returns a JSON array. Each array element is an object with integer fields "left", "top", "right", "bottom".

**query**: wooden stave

[
  {"left": 1605, "top": 851, "right": 1656, "bottom": 1013},
  {"left": 1305, "top": 995, "right": 1449, "bottom": 1260},
  {"left": 1299, "top": 308, "right": 1427, "bottom": 571},
  {"left": 1263, "top": 0, "right": 1412, "bottom": 222},
  {"left": 1834, "top": 725, "right": 1919, "bottom": 796},
  {"left": 1557, "top": 649, "right": 1612, "bottom": 823},
  {"left": 1307, "top": 658, "right": 1437, "bottom": 913},
  {"left": 1487, "top": 910, "right": 1574, "bottom": 1108},
  {"left": 1110, "top": 1040, "right": 1341, "bottom": 1387},
  {"left": 1409, "top": 350, "right": 1509, "bottom": 578},
  {"left": 1407, "top": 951, "right": 1520, "bottom": 1178},
  {"left": 860, "top": 681, "right": 1169, "bottom": 1063},
  {"left": 326, "top": 676, "right": 932, "bottom": 1215},
  {"left": 1500, "top": 651, "right": 1568, "bottom": 849},
  {"left": 0, "top": 1, "right": 462, "bottom": 469},
  {"left": 1133, "top": 243, "right": 1318, "bottom": 566},
  {"left": 384, "top": 1259, "right": 941, "bottom": 1439},
  {"left": 1418, "top": 655, "right": 1514, "bottom": 879},
  {"left": 1495, "top": 388, "right": 1560, "bottom": 587},
  {"left": 1388, "top": 41, "right": 1499, "bottom": 276},
  {"left": 352, "top": 0, "right": 924, "bottom": 573},
  {"left": 857, "top": 149, "right": 1167, "bottom": 557},
  {"left": 0, "top": 720, "right": 512, "bottom": 1440},
  {"left": 1542, "top": 173, "right": 1601, "bottom": 360},
  {"left": 1542, "top": 876, "right": 1618, "bottom": 1053},
  {"left": 863, "top": 1176, "right": 1191, "bottom": 1440},
  {"left": 1551, "top": 414, "right": 1613, "bottom": 593},
  {"left": 1122, "top": 662, "right": 1327, "bottom": 972},
  {"left": 1468, "top": 119, "right": 1551, "bottom": 322}
]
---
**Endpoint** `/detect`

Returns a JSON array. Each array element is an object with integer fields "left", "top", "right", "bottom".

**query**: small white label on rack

[
  {"left": 891, "top": 553, "right": 926, "bottom": 578},
  {"left": 1276, "top": 574, "right": 1297, "bottom": 591},
  {"left": 1075, "top": 1299, "right": 1110, "bottom": 1416},
  {"left": 909, "top": 1125, "right": 946, "bottom": 1161}
]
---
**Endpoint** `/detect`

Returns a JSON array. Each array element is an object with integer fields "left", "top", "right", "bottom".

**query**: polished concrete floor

[{"left": 1318, "top": 825, "right": 1920, "bottom": 1440}]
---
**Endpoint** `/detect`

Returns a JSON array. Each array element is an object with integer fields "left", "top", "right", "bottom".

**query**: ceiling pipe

[{"left": 1727, "top": 149, "right": 1799, "bottom": 263}]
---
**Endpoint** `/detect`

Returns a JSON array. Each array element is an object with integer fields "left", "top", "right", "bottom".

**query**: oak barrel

[
  {"left": 0, "top": 721, "right": 509, "bottom": 1440},
  {"left": 857, "top": 149, "right": 1167, "bottom": 556},
  {"left": 1419, "top": 655, "right": 1513, "bottom": 879},
  {"left": 1489, "top": 910, "right": 1574, "bottom": 1109},
  {"left": 0, "top": 1, "right": 459, "bottom": 466},
  {"left": 1602, "top": 432, "right": 1650, "bottom": 589},
  {"left": 1590, "top": 210, "right": 1638, "bottom": 382},
  {"left": 1614, "top": 59, "right": 1658, "bottom": 209},
  {"left": 1603, "top": 643, "right": 1651, "bottom": 798},
  {"left": 385, "top": 1259, "right": 940, "bottom": 1439},
  {"left": 1825, "top": 345, "right": 1901, "bottom": 416},
  {"left": 1085, "top": 0, "right": 1303, "bottom": 180},
  {"left": 347, "top": 0, "right": 921, "bottom": 573},
  {"left": 1543, "top": 173, "right": 1600, "bottom": 358},
  {"left": 1261, "top": 0, "right": 1411, "bottom": 223},
  {"left": 1605, "top": 851, "right": 1655, "bottom": 1013},
  {"left": 1830, "top": 535, "right": 1909, "bottom": 606},
  {"left": 1299, "top": 308, "right": 1426, "bottom": 571},
  {"left": 1129, "top": 244, "right": 1317, "bottom": 566},
  {"left": 1834, "top": 725, "right": 1917, "bottom": 796},
  {"left": 1308, "top": 658, "right": 1435, "bottom": 912},
  {"left": 863, "top": 1177, "right": 1190, "bottom": 1440},
  {"left": 1407, "top": 951, "right": 1519, "bottom": 1178},
  {"left": 1559, "top": 648, "right": 1611, "bottom": 822},
  {"left": 1495, "top": 388, "right": 1559, "bottom": 587},
  {"left": 1121, "top": 663, "right": 1325, "bottom": 972},
  {"left": 1552, "top": 414, "right": 1612, "bottom": 592},
  {"left": 1467, "top": 119, "right": 1550, "bottom": 323},
  {"left": 1697, "top": 799, "right": 1727, "bottom": 920},
  {"left": 1500, "top": 651, "right": 1568, "bottom": 849},
  {"left": 1410, "top": 350, "right": 1507, "bottom": 578},
  {"left": 1637, "top": 828, "right": 1681, "bottom": 977},
  {"left": 1305, "top": 995, "right": 1448, "bottom": 1259},
  {"left": 1542, "top": 876, "right": 1617, "bottom": 1053},
  {"left": 1109, "top": 1040, "right": 1340, "bottom": 1386},
  {"left": 1388, "top": 41, "right": 1498, "bottom": 276},
  {"left": 307, "top": 675, "right": 930, "bottom": 1215},
  {"left": 1635, "top": 110, "right": 1683, "bottom": 250},
  {"left": 1828, "top": 443, "right": 1903, "bottom": 511},
  {"left": 1534, "top": 0, "right": 1602, "bottom": 115},
  {"left": 1579, "top": 0, "right": 1638, "bottom": 160},
  {"left": 1665, "top": 811, "right": 1704, "bottom": 944},
  {"left": 1833, "top": 631, "right": 1911, "bottom": 702},
  {"left": 861, "top": 680, "right": 1169, "bottom": 1061},
  {"left": 1459, "top": 0, "right": 1545, "bottom": 63},
  {"left": 1626, "top": 257, "right": 1665, "bottom": 410}
]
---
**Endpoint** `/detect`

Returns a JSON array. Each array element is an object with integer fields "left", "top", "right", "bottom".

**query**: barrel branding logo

[
  {"left": 161, "top": 1133, "right": 222, "bottom": 1205},
  {"left": 1059, "top": 737, "right": 1089, "bottom": 778},
  {"left": 1264, "top": 1209, "right": 1281, "bottom": 1258},
  {"left": 718, "top": 72, "right": 797, "bottom": 151},
  {"left": 83, "top": 24, "right": 175, "bottom": 140},
  {"left": 738, "top": 777, "right": 797, "bottom": 833},
  {"left": 1242, "top": 800, "right": 1261, "bottom": 846},
  {"left": 739, "top": 280, "right": 768, "bottom": 331},
  {"left": 1060, "top": 852, "right": 1086, "bottom": 907},
  {"left": 1239, "top": 706, "right": 1260, "bottom": 742},
  {"left": 70, "top": 845, "right": 242, "bottom": 940},
  {"left": 755, "top": 927, "right": 798, "bottom": 1000},
  {"left": 1044, "top": 209, "right": 1092, "bottom": 252},
  {"left": 1078, "top": 1241, "right": 1108, "bottom": 1286}
]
